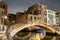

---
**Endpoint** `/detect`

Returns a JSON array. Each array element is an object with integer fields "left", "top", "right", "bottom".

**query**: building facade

[
  {"left": 0, "top": 8, "right": 7, "bottom": 40},
  {"left": 0, "top": 1, "right": 8, "bottom": 40},
  {"left": 16, "top": 12, "right": 28, "bottom": 24},
  {"left": 27, "top": 3, "right": 47, "bottom": 23},
  {"left": 16, "top": 3, "right": 47, "bottom": 24},
  {"left": 0, "top": 8, "right": 4, "bottom": 31},
  {"left": 46, "top": 9, "right": 56, "bottom": 26},
  {"left": 8, "top": 14, "right": 16, "bottom": 26},
  {"left": 0, "top": 1, "right": 8, "bottom": 25},
  {"left": 56, "top": 12, "right": 60, "bottom": 31},
  {"left": 0, "top": 1, "right": 8, "bottom": 15},
  {"left": 16, "top": 12, "right": 38, "bottom": 24}
]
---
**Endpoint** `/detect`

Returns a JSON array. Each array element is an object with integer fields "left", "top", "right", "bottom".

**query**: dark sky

[{"left": 2, "top": 0, "right": 60, "bottom": 14}]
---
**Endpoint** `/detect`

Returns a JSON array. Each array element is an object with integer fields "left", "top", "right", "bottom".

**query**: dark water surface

[{"left": 13, "top": 32, "right": 60, "bottom": 40}]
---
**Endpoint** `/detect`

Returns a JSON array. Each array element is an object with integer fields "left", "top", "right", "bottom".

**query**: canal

[{"left": 13, "top": 32, "right": 60, "bottom": 40}]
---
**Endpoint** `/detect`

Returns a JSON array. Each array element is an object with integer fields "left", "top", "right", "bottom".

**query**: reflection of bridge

[{"left": 9, "top": 19, "right": 59, "bottom": 40}]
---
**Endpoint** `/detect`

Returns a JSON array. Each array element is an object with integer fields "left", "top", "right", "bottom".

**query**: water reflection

[
  {"left": 56, "top": 36, "right": 60, "bottom": 40},
  {"left": 43, "top": 35, "right": 57, "bottom": 40},
  {"left": 13, "top": 32, "right": 42, "bottom": 40},
  {"left": 51, "top": 36, "right": 56, "bottom": 40},
  {"left": 13, "top": 32, "right": 60, "bottom": 40}
]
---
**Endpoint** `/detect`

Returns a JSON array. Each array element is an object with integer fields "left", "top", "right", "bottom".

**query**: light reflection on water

[{"left": 13, "top": 32, "right": 60, "bottom": 40}]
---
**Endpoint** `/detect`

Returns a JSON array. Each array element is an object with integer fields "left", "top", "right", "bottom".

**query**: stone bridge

[{"left": 9, "top": 20, "right": 57, "bottom": 39}]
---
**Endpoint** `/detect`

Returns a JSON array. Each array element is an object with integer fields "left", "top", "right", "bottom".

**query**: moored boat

[{"left": 33, "top": 28, "right": 46, "bottom": 39}]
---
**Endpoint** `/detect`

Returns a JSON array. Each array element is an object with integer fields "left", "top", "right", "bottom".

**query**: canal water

[{"left": 13, "top": 32, "right": 60, "bottom": 40}]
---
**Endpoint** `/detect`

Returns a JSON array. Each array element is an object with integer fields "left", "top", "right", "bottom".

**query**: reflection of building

[
  {"left": 56, "top": 12, "right": 60, "bottom": 31},
  {"left": 0, "top": 1, "right": 8, "bottom": 25},
  {"left": 46, "top": 9, "right": 56, "bottom": 26}
]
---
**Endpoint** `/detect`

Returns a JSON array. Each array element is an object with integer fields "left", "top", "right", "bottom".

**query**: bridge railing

[
  {"left": 33, "top": 19, "right": 56, "bottom": 29},
  {"left": 9, "top": 18, "right": 56, "bottom": 33}
]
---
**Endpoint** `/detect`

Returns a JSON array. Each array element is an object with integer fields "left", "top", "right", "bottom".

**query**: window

[
  {"left": 44, "top": 11, "right": 47, "bottom": 15},
  {"left": 1, "top": 18, "right": 4, "bottom": 23},
  {"left": 30, "top": 12, "right": 32, "bottom": 14},
  {"left": 40, "top": 6, "right": 41, "bottom": 8},
  {"left": 0, "top": 25, "right": 4, "bottom": 31},
  {"left": 2, "top": 11, "right": 4, "bottom": 15},
  {"left": 48, "top": 11, "right": 51, "bottom": 13},
  {"left": 3, "top": 5, "right": 5, "bottom": 8},
  {"left": 38, "top": 10, "right": 41, "bottom": 14},
  {"left": 34, "top": 10, "right": 41, "bottom": 15},
  {"left": 48, "top": 14, "right": 53, "bottom": 20},
  {"left": 37, "top": 5, "right": 41, "bottom": 10},
  {"left": 37, "top": 7, "right": 41, "bottom": 10},
  {"left": 0, "top": 11, "right": 2, "bottom": 16},
  {"left": 34, "top": 11, "right": 38, "bottom": 15},
  {"left": 44, "top": 7, "right": 46, "bottom": 9},
  {"left": 44, "top": 18, "right": 47, "bottom": 22},
  {"left": 29, "top": 16, "right": 32, "bottom": 21},
  {"left": 34, "top": 17, "right": 36, "bottom": 20},
  {"left": 30, "top": 16, "right": 32, "bottom": 20}
]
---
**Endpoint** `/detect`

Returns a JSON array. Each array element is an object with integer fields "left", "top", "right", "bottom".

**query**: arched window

[
  {"left": 34, "top": 17, "right": 36, "bottom": 20},
  {"left": 3, "top": 5, "right": 5, "bottom": 8},
  {"left": 44, "top": 11, "right": 47, "bottom": 15},
  {"left": 29, "top": 16, "right": 32, "bottom": 21}
]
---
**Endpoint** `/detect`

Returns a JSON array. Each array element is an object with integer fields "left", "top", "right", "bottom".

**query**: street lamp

[{"left": 4, "top": 16, "right": 7, "bottom": 19}]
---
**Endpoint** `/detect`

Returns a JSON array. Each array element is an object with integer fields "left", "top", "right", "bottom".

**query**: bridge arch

[
  {"left": 14, "top": 31, "right": 31, "bottom": 39},
  {"left": 9, "top": 23, "right": 56, "bottom": 38}
]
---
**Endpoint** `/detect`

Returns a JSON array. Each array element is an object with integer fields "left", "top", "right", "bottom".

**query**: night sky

[{"left": 2, "top": 0, "right": 60, "bottom": 14}]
